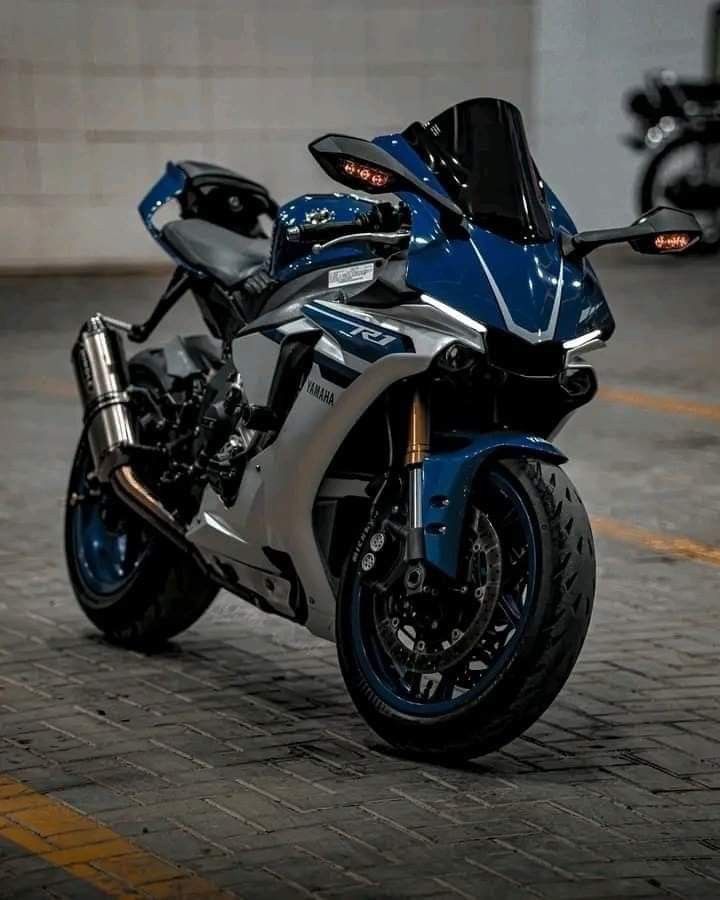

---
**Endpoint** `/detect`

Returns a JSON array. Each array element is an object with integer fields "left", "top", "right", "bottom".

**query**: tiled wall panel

[
  {"left": 533, "top": 0, "right": 714, "bottom": 229},
  {"left": 0, "top": 0, "right": 533, "bottom": 268}
]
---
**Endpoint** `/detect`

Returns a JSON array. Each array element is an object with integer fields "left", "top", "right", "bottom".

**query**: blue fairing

[
  {"left": 139, "top": 161, "right": 186, "bottom": 240},
  {"left": 422, "top": 432, "right": 567, "bottom": 578},
  {"left": 138, "top": 161, "right": 205, "bottom": 276},
  {"left": 270, "top": 194, "right": 382, "bottom": 282},
  {"left": 136, "top": 119, "right": 613, "bottom": 346},
  {"left": 373, "top": 134, "right": 614, "bottom": 344}
]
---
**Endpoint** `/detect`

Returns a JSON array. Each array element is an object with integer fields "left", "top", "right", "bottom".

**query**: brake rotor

[{"left": 373, "top": 508, "right": 503, "bottom": 674}]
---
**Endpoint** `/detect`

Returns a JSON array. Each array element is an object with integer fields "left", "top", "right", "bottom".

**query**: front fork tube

[{"left": 405, "top": 387, "right": 430, "bottom": 564}]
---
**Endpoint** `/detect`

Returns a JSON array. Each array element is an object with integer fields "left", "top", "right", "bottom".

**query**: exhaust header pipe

[{"left": 72, "top": 315, "right": 186, "bottom": 548}]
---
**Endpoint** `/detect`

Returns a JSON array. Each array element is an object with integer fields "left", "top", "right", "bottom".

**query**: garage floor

[{"left": 1, "top": 252, "right": 720, "bottom": 899}]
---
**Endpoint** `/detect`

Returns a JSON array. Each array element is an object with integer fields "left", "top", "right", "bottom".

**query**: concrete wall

[
  {"left": 0, "top": 0, "right": 533, "bottom": 270},
  {"left": 533, "top": 0, "right": 713, "bottom": 230}
]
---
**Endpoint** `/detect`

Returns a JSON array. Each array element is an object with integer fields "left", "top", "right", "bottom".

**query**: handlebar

[
  {"left": 286, "top": 217, "right": 371, "bottom": 243},
  {"left": 285, "top": 203, "right": 404, "bottom": 244}
]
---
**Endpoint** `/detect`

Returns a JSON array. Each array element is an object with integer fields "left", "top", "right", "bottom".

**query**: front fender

[{"left": 422, "top": 432, "right": 567, "bottom": 578}]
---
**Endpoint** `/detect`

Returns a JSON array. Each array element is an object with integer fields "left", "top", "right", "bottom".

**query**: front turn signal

[
  {"left": 653, "top": 232, "right": 694, "bottom": 252},
  {"left": 338, "top": 158, "right": 393, "bottom": 189}
]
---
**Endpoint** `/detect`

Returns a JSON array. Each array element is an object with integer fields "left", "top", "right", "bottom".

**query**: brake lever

[{"left": 311, "top": 230, "right": 411, "bottom": 255}]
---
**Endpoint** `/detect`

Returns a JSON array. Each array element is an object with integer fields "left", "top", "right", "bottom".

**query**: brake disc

[{"left": 374, "top": 508, "right": 503, "bottom": 674}]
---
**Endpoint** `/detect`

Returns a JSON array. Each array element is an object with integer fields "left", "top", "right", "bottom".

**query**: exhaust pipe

[{"left": 72, "top": 315, "right": 186, "bottom": 548}]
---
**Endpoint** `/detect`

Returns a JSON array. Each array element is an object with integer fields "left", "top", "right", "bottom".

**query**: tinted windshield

[{"left": 403, "top": 98, "right": 553, "bottom": 244}]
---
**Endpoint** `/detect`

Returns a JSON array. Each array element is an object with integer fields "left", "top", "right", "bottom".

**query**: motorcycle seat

[{"left": 162, "top": 219, "right": 271, "bottom": 290}]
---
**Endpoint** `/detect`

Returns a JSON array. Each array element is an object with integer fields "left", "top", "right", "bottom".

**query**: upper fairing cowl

[{"left": 372, "top": 131, "right": 615, "bottom": 345}]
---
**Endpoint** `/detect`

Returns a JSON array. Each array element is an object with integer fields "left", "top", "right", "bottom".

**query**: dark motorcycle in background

[{"left": 624, "top": 3, "right": 720, "bottom": 250}]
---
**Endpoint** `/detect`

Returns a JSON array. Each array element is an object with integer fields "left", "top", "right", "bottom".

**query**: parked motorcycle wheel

[
  {"left": 337, "top": 459, "right": 595, "bottom": 760},
  {"left": 64, "top": 437, "right": 217, "bottom": 648},
  {"left": 639, "top": 132, "right": 720, "bottom": 253}
]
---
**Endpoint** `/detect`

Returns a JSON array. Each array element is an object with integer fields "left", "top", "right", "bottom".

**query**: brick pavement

[{"left": 2, "top": 271, "right": 720, "bottom": 898}]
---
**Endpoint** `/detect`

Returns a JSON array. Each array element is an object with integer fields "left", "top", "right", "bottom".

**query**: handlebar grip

[{"left": 286, "top": 217, "right": 369, "bottom": 243}]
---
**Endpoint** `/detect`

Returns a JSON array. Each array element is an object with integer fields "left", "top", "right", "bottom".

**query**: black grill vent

[{"left": 485, "top": 329, "right": 564, "bottom": 377}]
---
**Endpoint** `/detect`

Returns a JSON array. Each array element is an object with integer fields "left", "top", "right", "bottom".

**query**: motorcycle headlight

[{"left": 437, "top": 342, "right": 479, "bottom": 374}]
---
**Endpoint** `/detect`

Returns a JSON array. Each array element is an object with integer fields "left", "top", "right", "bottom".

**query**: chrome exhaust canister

[
  {"left": 72, "top": 314, "right": 136, "bottom": 482},
  {"left": 71, "top": 315, "right": 187, "bottom": 549}
]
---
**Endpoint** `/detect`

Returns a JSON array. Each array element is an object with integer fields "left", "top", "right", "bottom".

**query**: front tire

[
  {"left": 65, "top": 437, "right": 217, "bottom": 648},
  {"left": 337, "top": 459, "right": 595, "bottom": 760}
]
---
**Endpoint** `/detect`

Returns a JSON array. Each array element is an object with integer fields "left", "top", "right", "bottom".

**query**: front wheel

[{"left": 337, "top": 459, "right": 595, "bottom": 760}]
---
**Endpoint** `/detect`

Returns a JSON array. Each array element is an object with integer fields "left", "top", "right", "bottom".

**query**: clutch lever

[{"left": 311, "top": 230, "right": 411, "bottom": 255}]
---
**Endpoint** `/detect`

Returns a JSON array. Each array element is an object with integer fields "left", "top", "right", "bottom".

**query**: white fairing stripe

[
  {"left": 420, "top": 295, "right": 488, "bottom": 334},
  {"left": 467, "top": 234, "right": 564, "bottom": 343}
]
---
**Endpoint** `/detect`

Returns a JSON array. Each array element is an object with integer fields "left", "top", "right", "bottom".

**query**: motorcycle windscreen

[{"left": 403, "top": 98, "right": 553, "bottom": 245}]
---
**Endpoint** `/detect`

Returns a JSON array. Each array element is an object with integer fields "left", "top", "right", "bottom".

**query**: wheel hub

[{"left": 372, "top": 509, "right": 503, "bottom": 674}]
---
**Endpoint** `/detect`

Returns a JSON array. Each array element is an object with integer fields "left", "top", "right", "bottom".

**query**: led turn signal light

[
  {"left": 340, "top": 159, "right": 392, "bottom": 189},
  {"left": 654, "top": 232, "right": 692, "bottom": 252}
]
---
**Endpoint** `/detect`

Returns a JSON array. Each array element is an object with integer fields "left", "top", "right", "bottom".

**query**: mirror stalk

[{"left": 562, "top": 206, "right": 701, "bottom": 261}]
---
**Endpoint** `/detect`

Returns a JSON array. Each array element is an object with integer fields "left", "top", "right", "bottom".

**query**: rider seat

[{"left": 162, "top": 219, "right": 271, "bottom": 290}]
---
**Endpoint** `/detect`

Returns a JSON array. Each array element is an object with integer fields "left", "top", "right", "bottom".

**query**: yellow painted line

[
  {"left": 0, "top": 774, "right": 231, "bottom": 898},
  {"left": 598, "top": 386, "right": 720, "bottom": 423},
  {"left": 592, "top": 516, "right": 720, "bottom": 568}
]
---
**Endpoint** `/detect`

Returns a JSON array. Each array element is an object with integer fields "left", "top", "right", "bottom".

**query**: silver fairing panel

[{"left": 186, "top": 299, "right": 457, "bottom": 640}]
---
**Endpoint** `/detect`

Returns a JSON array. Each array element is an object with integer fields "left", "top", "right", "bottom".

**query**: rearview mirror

[
  {"left": 563, "top": 206, "right": 702, "bottom": 260},
  {"left": 308, "top": 133, "right": 464, "bottom": 222}
]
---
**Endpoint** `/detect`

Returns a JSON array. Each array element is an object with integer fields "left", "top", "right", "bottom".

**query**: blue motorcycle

[{"left": 65, "top": 98, "right": 700, "bottom": 758}]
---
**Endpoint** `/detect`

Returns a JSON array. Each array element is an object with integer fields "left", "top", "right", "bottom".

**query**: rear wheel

[
  {"left": 65, "top": 437, "right": 217, "bottom": 648},
  {"left": 639, "top": 134, "right": 720, "bottom": 252},
  {"left": 337, "top": 459, "right": 595, "bottom": 759}
]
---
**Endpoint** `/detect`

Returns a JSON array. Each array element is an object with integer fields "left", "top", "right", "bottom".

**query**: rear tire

[
  {"left": 65, "top": 437, "right": 217, "bottom": 648},
  {"left": 639, "top": 134, "right": 720, "bottom": 254},
  {"left": 336, "top": 459, "right": 595, "bottom": 760}
]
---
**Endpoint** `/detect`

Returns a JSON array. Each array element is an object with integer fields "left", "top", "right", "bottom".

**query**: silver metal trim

[
  {"left": 420, "top": 294, "right": 488, "bottom": 345},
  {"left": 563, "top": 328, "right": 603, "bottom": 351},
  {"left": 112, "top": 465, "right": 186, "bottom": 549},
  {"left": 311, "top": 230, "right": 410, "bottom": 254},
  {"left": 100, "top": 315, "right": 133, "bottom": 333},
  {"left": 564, "top": 330, "right": 606, "bottom": 366},
  {"left": 408, "top": 465, "right": 423, "bottom": 531}
]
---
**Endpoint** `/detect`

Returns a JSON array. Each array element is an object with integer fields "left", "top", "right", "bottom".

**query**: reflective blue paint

[
  {"left": 544, "top": 187, "right": 615, "bottom": 341},
  {"left": 372, "top": 132, "right": 614, "bottom": 345},
  {"left": 422, "top": 432, "right": 567, "bottom": 578},
  {"left": 138, "top": 162, "right": 205, "bottom": 276},
  {"left": 372, "top": 133, "right": 448, "bottom": 196},
  {"left": 70, "top": 471, "right": 146, "bottom": 596},
  {"left": 395, "top": 192, "right": 509, "bottom": 332},
  {"left": 303, "top": 302, "right": 413, "bottom": 362},
  {"left": 270, "top": 193, "right": 380, "bottom": 282},
  {"left": 137, "top": 136, "right": 614, "bottom": 346},
  {"left": 138, "top": 161, "right": 186, "bottom": 239}
]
